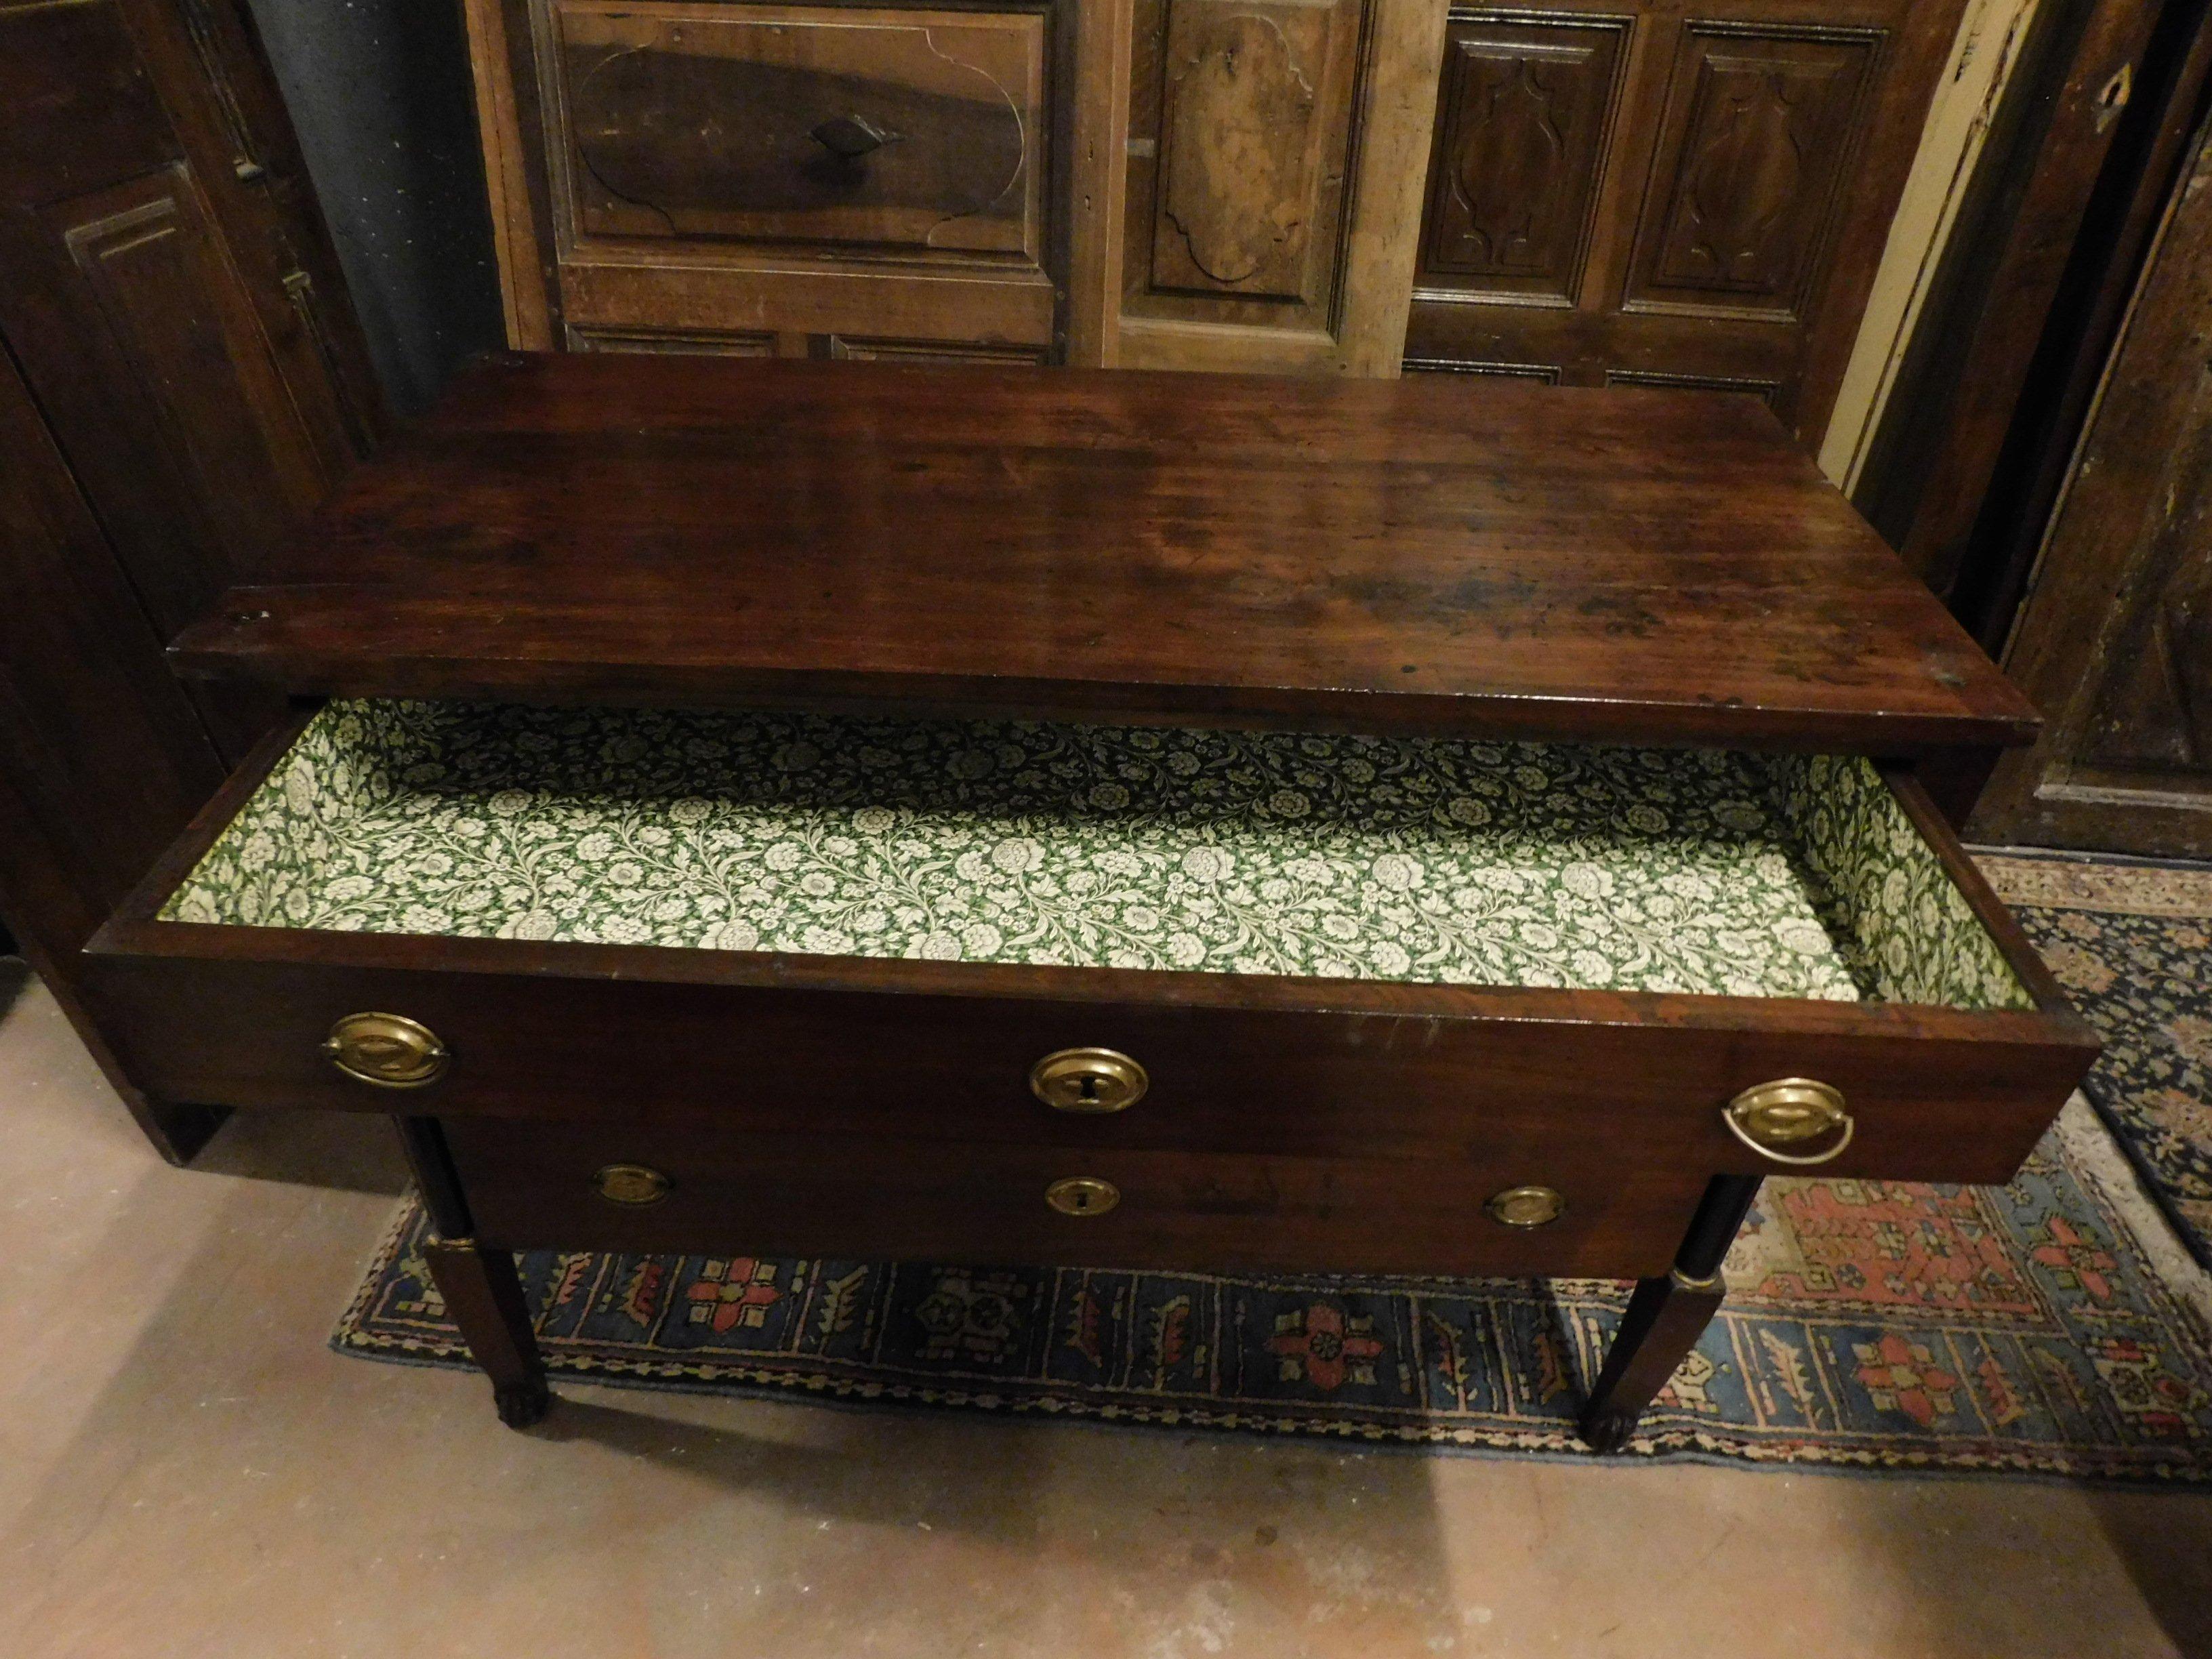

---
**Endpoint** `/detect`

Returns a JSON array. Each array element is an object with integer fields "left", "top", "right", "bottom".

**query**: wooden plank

[
  {"left": 1819, "top": 0, "right": 2046, "bottom": 489},
  {"left": 1328, "top": 0, "right": 1446, "bottom": 374},
  {"left": 169, "top": 352, "right": 2037, "bottom": 753},
  {"left": 462, "top": 0, "right": 554, "bottom": 349},
  {"left": 1853, "top": 0, "right": 2190, "bottom": 594},
  {"left": 1064, "top": 0, "right": 1133, "bottom": 365}
]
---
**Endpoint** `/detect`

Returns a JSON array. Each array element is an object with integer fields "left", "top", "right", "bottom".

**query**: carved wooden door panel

[
  {"left": 481, "top": 0, "right": 1073, "bottom": 363},
  {"left": 0, "top": 0, "right": 378, "bottom": 754},
  {"left": 470, "top": 0, "right": 1441, "bottom": 371},
  {"left": 1400, "top": 0, "right": 1967, "bottom": 443},
  {"left": 1973, "top": 115, "right": 2212, "bottom": 857},
  {"left": 1110, "top": 0, "right": 1445, "bottom": 373}
]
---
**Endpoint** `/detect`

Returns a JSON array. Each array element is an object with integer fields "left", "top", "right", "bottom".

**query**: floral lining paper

[{"left": 163, "top": 701, "right": 2030, "bottom": 1012}]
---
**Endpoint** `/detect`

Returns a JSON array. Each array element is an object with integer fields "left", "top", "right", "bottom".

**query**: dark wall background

[{"left": 242, "top": 0, "right": 506, "bottom": 414}]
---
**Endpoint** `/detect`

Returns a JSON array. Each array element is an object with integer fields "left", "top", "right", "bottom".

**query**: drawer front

[
  {"left": 87, "top": 945, "right": 2087, "bottom": 1184},
  {"left": 442, "top": 1118, "right": 1705, "bottom": 1277},
  {"left": 549, "top": 0, "right": 1047, "bottom": 264}
]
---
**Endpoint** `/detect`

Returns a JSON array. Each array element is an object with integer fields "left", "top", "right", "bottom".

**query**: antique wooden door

[
  {"left": 0, "top": 0, "right": 381, "bottom": 1158},
  {"left": 1399, "top": 0, "right": 1969, "bottom": 441},
  {"left": 0, "top": 0, "right": 377, "bottom": 735},
  {"left": 1972, "top": 111, "right": 2212, "bottom": 857},
  {"left": 468, "top": 0, "right": 1446, "bottom": 372}
]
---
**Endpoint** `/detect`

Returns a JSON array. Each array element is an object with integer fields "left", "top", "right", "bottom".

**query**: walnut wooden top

[{"left": 172, "top": 352, "right": 2037, "bottom": 753}]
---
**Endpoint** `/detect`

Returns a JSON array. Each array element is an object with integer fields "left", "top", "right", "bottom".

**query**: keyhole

[
  {"left": 1076, "top": 1073, "right": 1101, "bottom": 1105},
  {"left": 2095, "top": 62, "right": 2133, "bottom": 132},
  {"left": 1046, "top": 1176, "right": 1120, "bottom": 1216}
]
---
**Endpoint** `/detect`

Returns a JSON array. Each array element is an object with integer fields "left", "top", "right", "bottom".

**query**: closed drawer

[
  {"left": 87, "top": 700, "right": 2096, "bottom": 1190},
  {"left": 442, "top": 1120, "right": 1705, "bottom": 1277}
]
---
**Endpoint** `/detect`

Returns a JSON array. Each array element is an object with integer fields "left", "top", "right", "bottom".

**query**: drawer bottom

[{"left": 441, "top": 1122, "right": 1708, "bottom": 1279}]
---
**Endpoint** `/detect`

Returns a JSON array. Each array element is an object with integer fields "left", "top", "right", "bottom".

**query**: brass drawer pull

[
  {"left": 1045, "top": 1176, "right": 1120, "bottom": 1217},
  {"left": 1723, "top": 1078, "right": 1854, "bottom": 1166},
  {"left": 1029, "top": 1048, "right": 1148, "bottom": 1113},
  {"left": 321, "top": 1012, "right": 448, "bottom": 1088},
  {"left": 593, "top": 1163, "right": 673, "bottom": 1206},
  {"left": 1485, "top": 1185, "right": 1565, "bottom": 1227}
]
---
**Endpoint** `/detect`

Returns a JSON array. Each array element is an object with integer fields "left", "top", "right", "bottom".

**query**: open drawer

[{"left": 85, "top": 699, "right": 2095, "bottom": 1198}]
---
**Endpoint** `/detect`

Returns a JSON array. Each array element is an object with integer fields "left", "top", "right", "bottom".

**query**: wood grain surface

[{"left": 170, "top": 352, "right": 2035, "bottom": 754}]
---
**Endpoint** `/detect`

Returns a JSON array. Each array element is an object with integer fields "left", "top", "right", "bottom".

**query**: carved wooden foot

[
  {"left": 1576, "top": 1174, "right": 1760, "bottom": 1451},
  {"left": 495, "top": 1375, "right": 553, "bottom": 1429},
  {"left": 422, "top": 1235, "right": 551, "bottom": 1430}
]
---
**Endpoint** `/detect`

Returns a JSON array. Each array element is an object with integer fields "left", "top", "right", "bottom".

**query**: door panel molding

[
  {"left": 1413, "top": 11, "right": 1633, "bottom": 311},
  {"left": 1404, "top": 0, "right": 1965, "bottom": 442}
]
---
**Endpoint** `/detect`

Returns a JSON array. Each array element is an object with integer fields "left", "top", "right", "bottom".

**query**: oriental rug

[
  {"left": 335, "top": 1099, "right": 2212, "bottom": 1481},
  {"left": 1983, "top": 855, "right": 2212, "bottom": 1272}
]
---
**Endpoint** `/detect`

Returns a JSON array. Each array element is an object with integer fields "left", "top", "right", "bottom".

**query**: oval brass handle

[
  {"left": 1045, "top": 1176, "right": 1120, "bottom": 1217},
  {"left": 1485, "top": 1185, "right": 1566, "bottom": 1227},
  {"left": 1030, "top": 1048, "right": 1148, "bottom": 1113},
  {"left": 593, "top": 1163, "right": 673, "bottom": 1206},
  {"left": 811, "top": 113, "right": 897, "bottom": 159},
  {"left": 321, "top": 1012, "right": 448, "bottom": 1088},
  {"left": 1723, "top": 1078, "right": 1854, "bottom": 1166}
]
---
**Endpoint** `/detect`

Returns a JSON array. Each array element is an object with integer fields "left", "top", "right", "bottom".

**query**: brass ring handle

[
  {"left": 322, "top": 1012, "right": 449, "bottom": 1088},
  {"left": 1722, "top": 1078, "right": 1854, "bottom": 1166}
]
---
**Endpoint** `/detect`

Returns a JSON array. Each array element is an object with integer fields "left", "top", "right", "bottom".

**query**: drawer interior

[{"left": 157, "top": 700, "right": 2031, "bottom": 1012}]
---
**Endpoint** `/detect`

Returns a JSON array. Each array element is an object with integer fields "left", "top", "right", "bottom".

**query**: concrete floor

[{"left": 3, "top": 970, "right": 2211, "bottom": 1658}]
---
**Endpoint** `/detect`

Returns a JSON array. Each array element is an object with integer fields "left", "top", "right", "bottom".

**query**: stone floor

[{"left": 3, "top": 966, "right": 2210, "bottom": 1658}]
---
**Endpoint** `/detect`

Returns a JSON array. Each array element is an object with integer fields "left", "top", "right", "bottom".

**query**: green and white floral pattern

[
  {"left": 1776, "top": 753, "right": 2030, "bottom": 1011},
  {"left": 161, "top": 701, "right": 2021, "bottom": 1008}
]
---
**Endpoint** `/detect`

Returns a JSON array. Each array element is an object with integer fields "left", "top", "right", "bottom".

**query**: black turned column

[
  {"left": 1578, "top": 1174, "right": 1762, "bottom": 1452},
  {"left": 395, "top": 1117, "right": 550, "bottom": 1429}
]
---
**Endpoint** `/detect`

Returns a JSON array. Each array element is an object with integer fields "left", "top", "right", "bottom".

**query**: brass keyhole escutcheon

[
  {"left": 2095, "top": 62, "right": 2133, "bottom": 131},
  {"left": 593, "top": 1163, "right": 673, "bottom": 1206},
  {"left": 1723, "top": 1078, "right": 1854, "bottom": 1166},
  {"left": 321, "top": 1012, "right": 449, "bottom": 1088},
  {"left": 1030, "top": 1048, "right": 1148, "bottom": 1113},
  {"left": 1485, "top": 1185, "right": 1566, "bottom": 1228},
  {"left": 1045, "top": 1176, "right": 1120, "bottom": 1217}
]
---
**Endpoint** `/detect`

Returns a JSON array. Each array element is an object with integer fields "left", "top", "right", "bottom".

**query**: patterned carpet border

[
  {"left": 1978, "top": 853, "right": 2212, "bottom": 918},
  {"left": 1982, "top": 852, "right": 2212, "bottom": 1269},
  {"left": 336, "top": 1101, "right": 2212, "bottom": 1483}
]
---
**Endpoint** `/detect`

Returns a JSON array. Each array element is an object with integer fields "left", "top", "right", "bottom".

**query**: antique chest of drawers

[{"left": 83, "top": 353, "right": 2095, "bottom": 1444}]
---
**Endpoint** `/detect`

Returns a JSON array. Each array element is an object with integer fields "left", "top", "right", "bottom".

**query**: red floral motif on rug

[
  {"left": 2030, "top": 1218, "right": 2122, "bottom": 1303},
  {"left": 1266, "top": 1304, "right": 1386, "bottom": 1391},
  {"left": 1738, "top": 1181, "right": 2036, "bottom": 1317},
  {"left": 684, "top": 1258, "right": 783, "bottom": 1334},
  {"left": 1851, "top": 1334, "right": 1963, "bottom": 1427}
]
